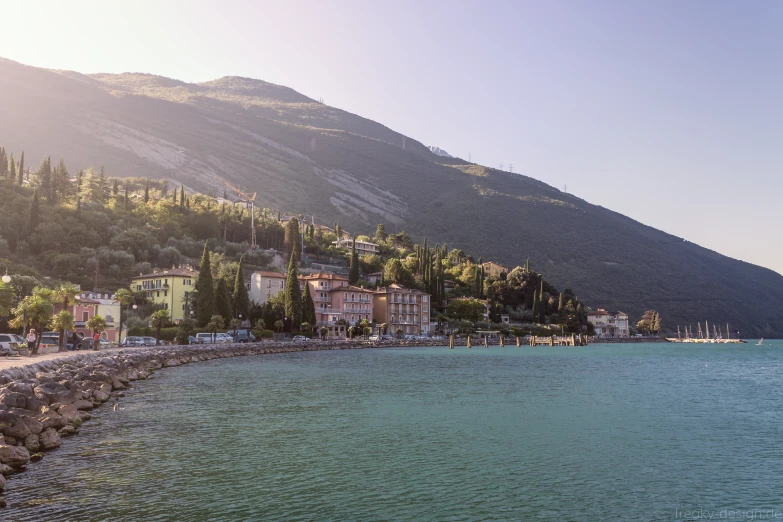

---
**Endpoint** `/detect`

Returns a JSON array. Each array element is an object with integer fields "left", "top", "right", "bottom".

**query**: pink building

[{"left": 299, "top": 272, "right": 350, "bottom": 337}]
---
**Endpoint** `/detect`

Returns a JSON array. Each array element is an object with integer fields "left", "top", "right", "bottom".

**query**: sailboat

[{"left": 757, "top": 338, "right": 764, "bottom": 346}]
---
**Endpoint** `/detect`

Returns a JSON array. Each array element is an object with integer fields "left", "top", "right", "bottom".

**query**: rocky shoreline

[{"left": 0, "top": 338, "right": 445, "bottom": 505}]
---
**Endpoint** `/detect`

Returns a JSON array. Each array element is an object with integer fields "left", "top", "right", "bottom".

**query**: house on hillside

[
  {"left": 332, "top": 238, "right": 379, "bottom": 256},
  {"left": 587, "top": 309, "right": 629, "bottom": 337},
  {"left": 481, "top": 261, "right": 509, "bottom": 278}
]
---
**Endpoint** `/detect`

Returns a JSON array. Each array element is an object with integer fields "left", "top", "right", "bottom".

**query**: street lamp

[{"left": 2, "top": 268, "right": 10, "bottom": 284}]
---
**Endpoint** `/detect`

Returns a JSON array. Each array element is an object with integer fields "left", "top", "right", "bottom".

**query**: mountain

[
  {"left": 428, "top": 146, "right": 454, "bottom": 158},
  {"left": 1, "top": 57, "right": 782, "bottom": 337}
]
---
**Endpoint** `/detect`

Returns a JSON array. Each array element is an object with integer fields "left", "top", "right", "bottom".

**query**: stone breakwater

[{"left": 0, "top": 339, "right": 444, "bottom": 505}]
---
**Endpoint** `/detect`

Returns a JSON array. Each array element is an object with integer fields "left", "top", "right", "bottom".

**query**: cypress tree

[
  {"left": 124, "top": 185, "right": 129, "bottom": 210},
  {"left": 195, "top": 242, "right": 215, "bottom": 327},
  {"left": 29, "top": 190, "right": 39, "bottom": 234},
  {"left": 98, "top": 165, "right": 105, "bottom": 203},
  {"left": 0, "top": 148, "right": 6, "bottom": 179},
  {"left": 186, "top": 197, "right": 190, "bottom": 209},
  {"left": 215, "top": 277, "right": 233, "bottom": 324},
  {"left": 302, "top": 283, "right": 316, "bottom": 325},
  {"left": 17, "top": 151, "right": 24, "bottom": 185},
  {"left": 348, "top": 234, "right": 360, "bottom": 285},
  {"left": 172, "top": 189, "right": 177, "bottom": 203},
  {"left": 76, "top": 196, "right": 81, "bottom": 216},
  {"left": 144, "top": 181, "right": 149, "bottom": 203},
  {"left": 8, "top": 156, "right": 16, "bottom": 184},
  {"left": 532, "top": 290, "right": 538, "bottom": 323},
  {"left": 112, "top": 179, "right": 118, "bottom": 196},
  {"left": 284, "top": 252, "right": 302, "bottom": 331},
  {"left": 77, "top": 170, "right": 83, "bottom": 194},
  {"left": 180, "top": 186, "right": 185, "bottom": 207},
  {"left": 233, "top": 256, "right": 250, "bottom": 320}
]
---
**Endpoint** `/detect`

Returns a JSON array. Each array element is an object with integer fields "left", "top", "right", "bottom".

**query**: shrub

[{"left": 251, "top": 328, "right": 274, "bottom": 339}]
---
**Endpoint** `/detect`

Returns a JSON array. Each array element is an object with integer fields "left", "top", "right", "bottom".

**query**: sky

[{"left": 2, "top": 1, "right": 782, "bottom": 274}]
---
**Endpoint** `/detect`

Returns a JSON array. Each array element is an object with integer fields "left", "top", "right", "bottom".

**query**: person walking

[{"left": 93, "top": 331, "right": 101, "bottom": 351}]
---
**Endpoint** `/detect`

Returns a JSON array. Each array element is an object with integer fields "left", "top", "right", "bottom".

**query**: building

[
  {"left": 299, "top": 272, "right": 351, "bottom": 338},
  {"left": 331, "top": 238, "right": 379, "bottom": 256},
  {"left": 373, "top": 284, "right": 431, "bottom": 336},
  {"left": 332, "top": 285, "right": 375, "bottom": 326},
  {"left": 130, "top": 266, "right": 197, "bottom": 323},
  {"left": 79, "top": 292, "right": 121, "bottom": 342},
  {"left": 249, "top": 271, "right": 287, "bottom": 304},
  {"left": 481, "top": 261, "right": 509, "bottom": 278},
  {"left": 367, "top": 271, "right": 384, "bottom": 285},
  {"left": 587, "top": 309, "right": 630, "bottom": 337}
]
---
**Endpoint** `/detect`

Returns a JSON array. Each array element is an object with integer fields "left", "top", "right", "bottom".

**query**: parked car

[
  {"left": 121, "top": 336, "right": 144, "bottom": 347},
  {"left": 140, "top": 336, "right": 158, "bottom": 346},
  {"left": 226, "top": 329, "right": 256, "bottom": 343},
  {"left": 195, "top": 333, "right": 231, "bottom": 344},
  {"left": 292, "top": 335, "right": 309, "bottom": 342},
  {"left": 368, "top": 335, "right": 380, "bottom": 341},
  {"left": 0, "top": 334, "right": 22, "bottom": 355},
  {"left": 38, "top": 334, "right": 61, "bottom": 352}
]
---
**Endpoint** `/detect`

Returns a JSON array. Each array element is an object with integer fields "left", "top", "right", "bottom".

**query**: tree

[
  {"left": 11, "top": 287, "right": 54, "bottom": 354},
  {"left": 144, "top": 181, "right": 149, "bottom": 203},
  {"left": 86, "top": 314, "right": 108, "bottom": 337},
  {"left": 98, "top": 166, "right": 106, "bottom": 203},
  {"left": 284, "top": 217, "right": 301, "bottom": 262},
  {"left": 124, "top": 185, "right": 129, "bottom": 210},
  {"left": 150, "top": 309, "right": 170, "bottom": 346},
  {"left": 8, "top": 155, "right": 16, "bottom": 184},
  {"left": 180, "top": 186, "right": 185, "bottom": 208},
  {"left": 114, "top": 288, "right": 135, "bottom": 344},
  {"left": 358, "top": 318, "right": 371, "bottom": 338},
  {"left": 112, "top": 179, "right": 119, "bottom": 196},
  {"left": 206, "top": 314, "right": 225, "bottom": 343},
  {"left": 215, "top": 277, "right": 233, "bottom": 324},
  {"left": 274, "top": 319, "right": 284, "bottom": 333},
  {"left": 652, "top": 312, "right": 662, "bottom": 335},
  {"left": 17, "top": 151, "right": 24, "bottom": 185},
  {"left": 374, "top": 224, "right": 388, "bottom": 243},
  {"left": 348, "top": 235, "right": 360, "bottom": 284},
  {"left": 302, "top": 283, "right": 316, "bottom": 325},
  {"left": 54, "top": 157, "right": 71, "bottom": 202},
  {"left": 383, "top": 258, "right": 416, "bottom": 287},
  {"left": 28, "top": 190, "right": 40, "bottom": 235},
  {"left": 0, "top": 281, "right": 16, "bottom": 317},
  {"left": 195, "top": 242, "right": 215, "bottom": 327},
  {"left": 284, "top": 252, "right": 302, "bottom": 331},
  {"left": 233, "top": 255, "right": 250, "bottom": 320},
  {"left": 48, "top": 310, "right": 74, "bottom": 351},
  {"left": 52, "top": 282, "right": 80, "bottom": 349}
]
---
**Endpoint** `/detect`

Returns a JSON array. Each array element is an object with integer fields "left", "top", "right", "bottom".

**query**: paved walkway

[{"left": 0, "top": 345, "right": 150, "bottom": 372}]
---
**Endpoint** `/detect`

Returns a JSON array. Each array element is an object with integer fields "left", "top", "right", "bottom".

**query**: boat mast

[
  {"left": 677, "top": 325, "right": 681, "bottom": 339},
  {"left": 705, "top": 321, "right": 710, "bottom": 340}
]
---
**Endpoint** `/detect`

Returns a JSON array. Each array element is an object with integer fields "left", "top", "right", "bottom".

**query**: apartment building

[
  {"left": 249, "top": 271, "right": 287, "bottom": 304},
  {"left": 130, "top": 266, "right": 197, "bottom": 322},
  {"left": 373, "top": 284, "right": 431, "bottom": 335}
]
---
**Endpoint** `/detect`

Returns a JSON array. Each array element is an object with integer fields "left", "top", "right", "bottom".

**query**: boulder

[
  {"left": 164, "top": 359, "right": 181, "bottom": 367},
  {"left": 3, "top": 421, "right": 30, "bottom": 440},
  {"left": 23, "top": 434, "right": 40, "bottom": 452},
  {"left": 39, "top": 428, "right": 61, "bottom": 450},
  {"left": 0, "top": 473, "right": 5, "bottom": 491},
  {"left": 72, "top": 399, "right": 94, "bottom": 411},
  {"left": 58, "top": 425, "right": 77, "bottom": 436},
  {"left": 0, "top": 463, "right": 13, "bottom": 476},
  {"left": 0, "top": 391, "right": 27, "bottom": 409},
  {"left": 3, "top": 436, "right": 15, "bottom": 446},
  {"left": 92, "top": 389, "right": 111, "bottom": 403},
  {"left": 56, "top": 405, "right": 80, "bottom": 424},
  {"left": 36, "top": 411, "right": 67, "bottom": 431},
  {"left": 21, "top": 416, "right": 43, "bottom": 436},
  {"left": 0, "top": 444, "right": 30, "bottom": 468}
]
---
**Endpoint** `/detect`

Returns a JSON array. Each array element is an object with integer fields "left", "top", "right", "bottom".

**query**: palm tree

[
  {"left": 274, "top": 319, "right": 284, "bottom": 333},
  {"left": 380, "top": 323, "right": 388, "bottom": 336},
  {"left": 150, "top": 309, "right": 170, "bottom": 346},
  {"left": 10, "top": 287, "right": 54, "bottom": 354},
  {"left": 206, "top": 315, "right": 225, "bottom": 343},
  {"left": 52, "top": 283, "right": 80, "bottom": 350},
  {"left": 114, "top": 288, "right": 135, "bottom": 345},
  {"left": 359, "top": 319, "right": 370, "bottom": 339},
  {"left": 48, "top": 311, "right": 74, "bottom": 351}
]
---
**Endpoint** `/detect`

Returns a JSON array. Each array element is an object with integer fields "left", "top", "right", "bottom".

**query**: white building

[
  {"left": 587, "top": 309, "right": 630, "bottom": 337},
  {"left": 249, "top": 271, "right": 287, "bottom": 304},
  {"left": 331, "top": 239, "right": 379, "bottom": 256}
]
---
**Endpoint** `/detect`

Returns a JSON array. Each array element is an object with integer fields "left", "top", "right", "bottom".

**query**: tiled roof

[
  {"left": 253, "top": 271, "right": 286, "bottom": 278},
  {"left": 132, "top": 267, "right": 198, "bottom": 279},
  {"left": 302, "top": 272, "right": 349, "bottom": 281}
]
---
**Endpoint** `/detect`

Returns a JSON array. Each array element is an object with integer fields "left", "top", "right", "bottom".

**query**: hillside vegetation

[{"left": 1, "top": 57, "right": 782, "bottom": 336}]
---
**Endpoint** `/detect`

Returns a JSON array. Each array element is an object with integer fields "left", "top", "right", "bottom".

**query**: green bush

[
  {"left": 251, "top": 328, "right": 274, "bottom": 339},
  {"left": 127, "top": 326, "right": 179, "bottom": 341}
]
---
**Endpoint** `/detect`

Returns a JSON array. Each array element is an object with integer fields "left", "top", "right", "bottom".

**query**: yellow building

[{"left": 131, "top": 266, "right": 198, "bottom": 322}]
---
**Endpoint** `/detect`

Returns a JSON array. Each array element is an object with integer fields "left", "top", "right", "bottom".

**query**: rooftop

[
  {"left": 132, "top": 266, "right": 198, "bottom": 279},
  {"left": 253, "top": 271, "right": 286, "bottom": 278}
]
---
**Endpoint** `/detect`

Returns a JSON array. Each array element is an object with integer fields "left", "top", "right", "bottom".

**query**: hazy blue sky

[{"left": 2, "top": 1, "right": 782, "bottom": 273}]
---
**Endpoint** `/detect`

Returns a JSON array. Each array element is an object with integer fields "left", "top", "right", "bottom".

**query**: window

[
  {"left": 163, "top": 303, "right": 169, "bottom": 309},
  {"left": 136, "top": 285, "right": 141, "bottom": 291},
  {"left": 344, "top": 292, "right": 348, "bottom": 300},
  {"left": 182, "top": 304, "right": 186, "bottom": 310},
  {"left": 165, "top": 279, "right": 168, "bottom": 286},
  {"left": 82, "top": 311, "right": 89, "bottom": 322},
  {"left": 267, "top": 280, "right": 271, "bottom": 288},
  {"left": 157, "top": 291, "right": 160, "bottom": 298},
  {"left": 280, "top": 281, "right": 284, "bottom": 289},
  {"left": 106, "top": 315, "right": 114, "bottom": 323},
  {"left": 164, "top": 291, "right": 168, "bottom": 297}
]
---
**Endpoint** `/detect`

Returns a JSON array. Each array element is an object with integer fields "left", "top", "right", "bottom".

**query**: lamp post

[{"left": 1, "top": 268, "right": 10, "bottom": 284}]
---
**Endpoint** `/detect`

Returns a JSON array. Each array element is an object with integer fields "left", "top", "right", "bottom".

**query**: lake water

[{"left": 3, "top": 341, "right": 783, "bottom": 521}]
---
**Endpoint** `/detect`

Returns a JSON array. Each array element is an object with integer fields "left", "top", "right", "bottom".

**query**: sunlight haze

[{"left": 2, "top": 0, "right": 781, "bottom": 273}]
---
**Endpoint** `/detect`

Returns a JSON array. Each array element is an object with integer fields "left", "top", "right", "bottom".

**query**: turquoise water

[{"left": 4, "top": 341, "right": 783, "bottom": 521}]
